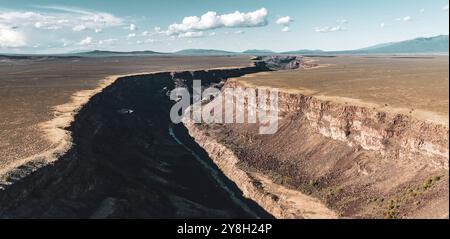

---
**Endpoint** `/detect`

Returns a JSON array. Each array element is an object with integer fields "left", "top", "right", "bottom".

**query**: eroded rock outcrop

[
  {"left": 183, "top": 119, "right": 338, "bottom": 219},
  {"left": 185, "top": 79, "right": 449, "bottom": 219},
  {"left": 227, "top": 80, "right": 449, "bottom": 170}
]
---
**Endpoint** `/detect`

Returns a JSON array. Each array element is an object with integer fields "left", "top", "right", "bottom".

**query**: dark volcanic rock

[
  {"left": 258, "top": 56, "right": 302, "bottom": 70},
  {"left": 0, "top": 56, "right": 301, "bottom": 218},
  {"left": 0, "top": 60, "right": 288, "bottom": 218}
]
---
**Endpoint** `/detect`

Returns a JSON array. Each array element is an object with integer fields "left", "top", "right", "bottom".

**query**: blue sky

[{"left": 0, "top": 0, "right": 448, "bottom": 53}]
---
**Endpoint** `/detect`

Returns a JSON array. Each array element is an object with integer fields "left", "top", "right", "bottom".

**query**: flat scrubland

[
  {"left": 238, "top": 55, "right": 449, "bottom": 124},
  {"left": 0, "top": 56, "right": 252, "bottom": 173}
]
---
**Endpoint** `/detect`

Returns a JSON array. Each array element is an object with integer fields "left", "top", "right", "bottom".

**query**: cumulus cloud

[
  {"left": 144, "top": 38, "right": 156, "bottom": 43},
  {"left": 315, "top": 18, "right": 348, "bottom": 33},
  {"left": 276, "top": 16, "right": 292, "bottom": 25},
  {"left": 166, "top": 8, "right": 268, "bottom": 36},
  {"left": 72, "top": 25, "right": 87, "bottom": 31},
  {"left": 0, "top": 25, "right": 26, "bottom": 47},
  {"left": 98, "top": 38, "right": 117, "bottom": 45},
  {"left": 315, "top": 26, "right": 346, "bottom": 33},
  {"left": 1, "top": 7, "right": 124, "bottom": 32},
  {"left": 78, "top": 36, "right": 92, "bottom": 45},
  {"left": 0, "top": 6, "right": 125, "bottom": 51},
  {"left": 276, "top": 16, "right": 293, "bottom": 32},
  {"left": 380, "top": 23, "right": 385, "bottom": 28},
  {"left": 34, "top": 21, "right": 61, "bottom": 30},
  {"left": 178, "top": 31, "right": 204, "bottom": 38},
  {"left": 403, "top": 16, "right": 412, "bottom": 21},
  {"left": 127, "top": 33, "right": 136, "bottom": 38},
  {"left": 38, "top": 5, "right": 124, "bottom": 27},
  {"left": 0, "top": 11, "right": 44, "bottom": 26},
  {"left": 129, "top": 23, "right": 137, "bottom": 31}
]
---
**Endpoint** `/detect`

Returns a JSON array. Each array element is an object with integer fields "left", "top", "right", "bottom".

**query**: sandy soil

[{"left": 237, "top": 55, "right": 449, "bottom": 125}]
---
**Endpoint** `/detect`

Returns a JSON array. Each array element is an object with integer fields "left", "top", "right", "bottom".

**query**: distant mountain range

[
  {"left": 169, "top": 35, "right": 447, "bottom": 55},
  {"left": 173, "top": 49, "right": 236, "bottom": 55},
  {"left": 281, "top": 49, "right": 325, "bottom": 55},
  {"left": 2, "top": 35, "right": 448, "bottom": 57},
  {"left": 280, "top": 35, "right": 449, "bottom": 55},
  {"left": 77, "top": 50, "right": 167, "bottom": 56},
  {"left": 176, "top": 35, "right": 448, "bottom": 55},
  {"left": 242, "top": 49, "right": 276, "bottom": 55},
  {"left": 353, "top": 35, "right": 449, "bottom": 54}
]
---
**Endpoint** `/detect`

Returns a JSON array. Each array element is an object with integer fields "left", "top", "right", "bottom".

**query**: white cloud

[
  {"left": 152, "top": 26, "right": 166, "bottom": 35},
  {"left": 141, "top": 31, "right": 149, "bottom": 36},
  {"left": 178, "top": 31, "right": 204, "bottom": 38},
  {"left": 336, "top": 19, "right": 348, "bottom": 24},
  {"left": 403, "top": 16, "right": 412, "bottom": 21},
  {"left": 129, "top": 23, "right": 137, "bottom": 31},
  {"left": 57, "top": 19, "right": 69, "bottom": 24},
  {"left": 72, "top": 25, "right": 87, "bottom": 31},
  {"left": 98, "top": 38, "right": 117, "bottom": 45},
  {"left": 234, "top": 30, "right": 245, "bottom": 34},
  {"left": 315, "top": 18, "right": 348, "bottom": 33},
  {"left": 0, "top": 25, "right": 26, "bottom": 47},
  {"left": 166, "top": 8, "right": 268, "bottom": 35},
  {"left": 0, "top": 11, "right": 44, "bottom": 26},
  {"left": 380, "top": 23, "right": 385, "bottom": 28},
  {"left": 78, "top": 36, "right": 92, "bottom": 45},
  {"left": 60, "top": 39, "right": 70, "bottom": 47},
  {"left": 37, "top": 6, "right": 124, "bottom": 27},
  {"left": 127, "top": 33, "right": 136, "bottom": 38},
  {"left": 34, "top": 21, "right": 61, "bottom": 30},
  {"left": 444, "top": 5, "right": 449, "bottom": 11},
  {"left": 315, "top": 26, "right": 346, "bottom": 33},
  {"left": 94, "top": 28, "right": 102, "bottom": 33},
  {"left": 276, "top": 16, "right": 292, "bottom": 25},
  {"left": 1, "top": 7, "right": 124, "bottom": 31},
  {"left": 209, "top": 32, "right": 216, "bottom": 36},
  {"left": 276, "top": 16, "right": 293, "bottom": 32}
]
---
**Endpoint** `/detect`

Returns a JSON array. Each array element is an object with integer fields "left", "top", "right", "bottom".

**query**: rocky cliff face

[
  {"left": 184, "top": 119, "right": 338, "bottom": 219},
  {"left": 229, "top": 80, "right": 448, "bottom": 169},
  {"left": 186, "top": 79, "right": 448, "bottom": 219}
]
